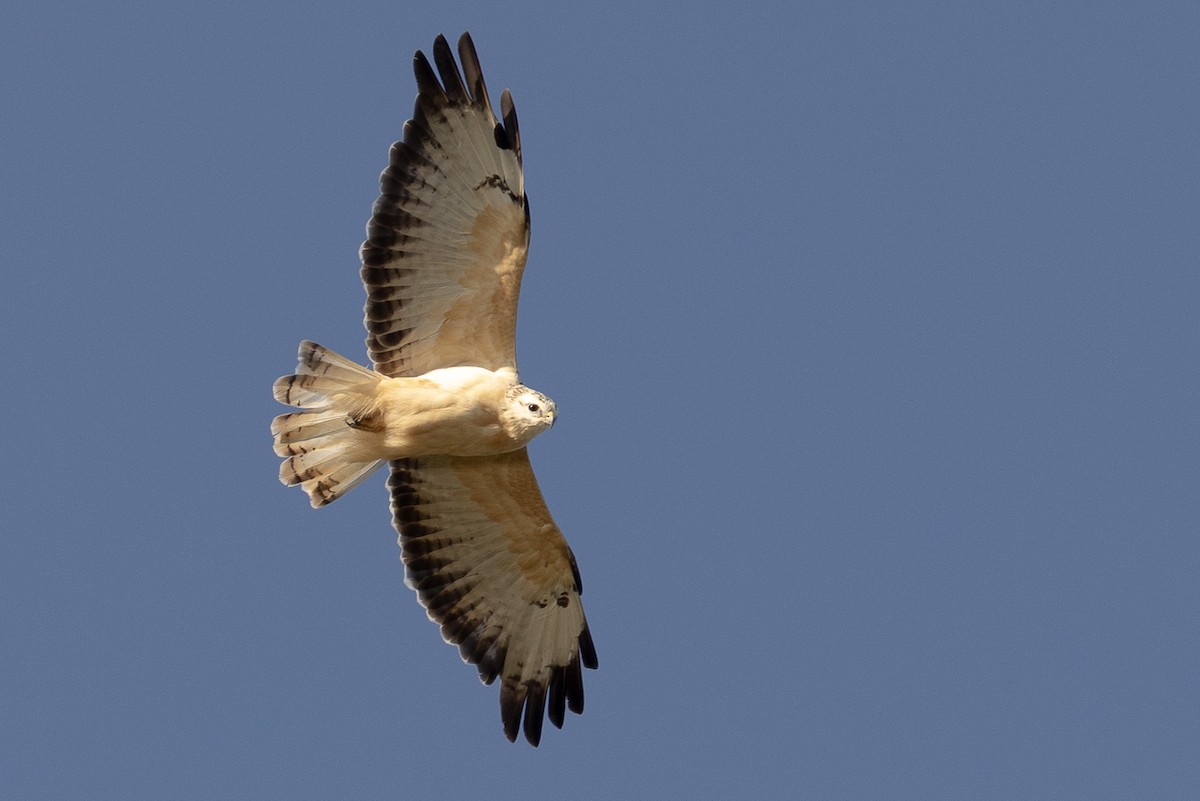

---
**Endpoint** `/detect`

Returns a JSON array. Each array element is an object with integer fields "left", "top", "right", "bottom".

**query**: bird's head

[{"left": 503, "top": 384, "right": 557, "bottom": 443}]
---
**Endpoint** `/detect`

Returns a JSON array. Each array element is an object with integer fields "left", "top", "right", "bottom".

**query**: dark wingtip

[
  {"left": 499, "top": 89, "right": 522, "bottom": 165},
  {"left": 431, "top": 32, "right": 468, "bottom": 101},
  {"left": 412, "top": 49, "right": 441, "bottom": 99},
  {"left": 579, "top": 621, "right": 599, "bottom": 670},
  {"left": 522, "top": 682, "right": 547, "bottom": 746},
  {"left": 500, "top": 684, "right": 523, "bottom": 743},
  {"left": 547, "top": 664, "right": 567, "bottom": 730}
]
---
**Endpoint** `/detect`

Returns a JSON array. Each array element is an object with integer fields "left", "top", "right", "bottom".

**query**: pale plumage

[{"left": 271, "top": 33, "right": 596, "bottom": 746}]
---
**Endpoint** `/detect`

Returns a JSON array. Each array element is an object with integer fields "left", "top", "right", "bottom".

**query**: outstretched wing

[
  {"left": 361, "top": 32, "right": 529, "bottom": 378},
  {"left": 390, "top": 450, "right": 598, "bottom": 745}
]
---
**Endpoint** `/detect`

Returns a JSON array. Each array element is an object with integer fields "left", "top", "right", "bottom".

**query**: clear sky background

[{"left": 3, "top": 2, "right": 1198, "bottom": 799}]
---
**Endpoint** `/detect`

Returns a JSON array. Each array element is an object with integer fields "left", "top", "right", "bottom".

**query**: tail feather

[
  {"left": 272, "top": 341, "right": 385, "bottom": 507},
  {"left": 274, "top": 340, "right": 380, "bottom": 407},
  {"left": 278, "top": 442, "right": 384, "bottom": 507},
  {"left": 272, "top": 410, "right": 354, "bottom": 453}
]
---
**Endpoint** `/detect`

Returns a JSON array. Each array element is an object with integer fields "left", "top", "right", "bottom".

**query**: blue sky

[{"left": 3, "top": 1, "right": 1199, "bottom": 798}]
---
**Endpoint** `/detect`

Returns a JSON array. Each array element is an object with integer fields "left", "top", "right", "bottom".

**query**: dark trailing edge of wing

[{"left": 388, "top": 458, "right": 598, "bottom": 746}]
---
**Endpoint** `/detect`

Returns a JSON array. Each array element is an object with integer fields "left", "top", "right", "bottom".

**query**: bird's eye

[{"left": 527, "top": 403, "right": 540, "bottom": 413}]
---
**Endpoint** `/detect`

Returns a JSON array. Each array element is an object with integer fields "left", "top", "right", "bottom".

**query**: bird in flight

[{"left": 271, "top": 32, "right": 597, "bottom": 746}]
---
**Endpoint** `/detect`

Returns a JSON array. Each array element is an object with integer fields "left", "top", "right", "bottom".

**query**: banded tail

[{"left": 272, "top": 341, "right": 385, "bottom": 507}]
